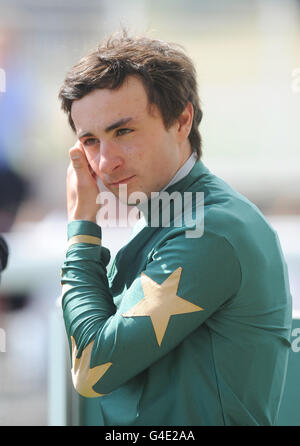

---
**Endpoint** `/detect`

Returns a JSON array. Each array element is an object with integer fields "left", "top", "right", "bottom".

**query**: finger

[
  {"left": 73, "top": 142, "right": 97, "bottom": 178},
  {"left": 88, "top": 163, "right": 97, "bottom": 179},
  {"left": 69, "top": 147, "right": 88, "bottom": 170},
  {"left": 77, "top": 142, "right": 95, "bottom": 173}
]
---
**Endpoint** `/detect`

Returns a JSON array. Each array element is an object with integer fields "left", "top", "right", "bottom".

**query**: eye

[
  {"left": 82, "top": 138, "right": 99, "bottom": 147},
  {"left": 116, "top": 128, "right": 133, "bottom": 137}
]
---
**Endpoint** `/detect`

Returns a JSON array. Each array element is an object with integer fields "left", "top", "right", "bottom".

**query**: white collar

[{"left": 161, "top": 152, "right": 198, "bottom": 192}]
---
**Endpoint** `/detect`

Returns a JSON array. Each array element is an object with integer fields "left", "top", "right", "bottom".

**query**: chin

[{"left": 121, "top": 185, "right": 150, "bottom": 206}]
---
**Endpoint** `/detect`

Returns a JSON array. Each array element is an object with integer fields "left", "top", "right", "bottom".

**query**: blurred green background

[{"left": 0, "top": 0, "right": 299, "bottom": 426}]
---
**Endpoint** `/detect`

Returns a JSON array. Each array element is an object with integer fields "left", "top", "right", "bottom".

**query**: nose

[{"left": 98, "top": 140, "right": 123, "bottom": 176}]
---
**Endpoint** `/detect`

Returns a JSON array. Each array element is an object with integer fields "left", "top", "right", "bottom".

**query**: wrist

[{"left": 68, "top": 213, "right": 97, "bottom": 224}]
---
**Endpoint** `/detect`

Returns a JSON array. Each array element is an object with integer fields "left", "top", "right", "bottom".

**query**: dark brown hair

[{"left": 58, "top": 31, "right": 203, "bottom": 159}]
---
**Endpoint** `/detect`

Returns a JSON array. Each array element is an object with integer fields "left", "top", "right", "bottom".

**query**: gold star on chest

[
  {"left": 122, "top": 267, "right": 203, "bottom": 346},
  {"left": 71, "top": 336, "right": 112, "bottom": 397}
]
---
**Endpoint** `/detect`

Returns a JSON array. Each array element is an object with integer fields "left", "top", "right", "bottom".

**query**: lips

[{"left": 108, "top": 175, "right": 136, "bottom": 186}]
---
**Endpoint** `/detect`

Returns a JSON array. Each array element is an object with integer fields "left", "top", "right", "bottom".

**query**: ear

[{"left": 176, "top": 101, "right": 194, "bottom": 143}]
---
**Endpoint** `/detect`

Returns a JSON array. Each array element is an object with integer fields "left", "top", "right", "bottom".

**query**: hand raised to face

[{"left": 66, "top": 141, "right": 100, "bottom": 223}]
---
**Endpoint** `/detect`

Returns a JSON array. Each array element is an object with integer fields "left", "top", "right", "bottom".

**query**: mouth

[{"left": 108, "top": 175, "right": 136, "bottom": 186}]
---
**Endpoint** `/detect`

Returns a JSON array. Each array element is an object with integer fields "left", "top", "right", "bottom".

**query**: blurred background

[{"left": 0, "top": 0, "right": 299, "bottom": 426}]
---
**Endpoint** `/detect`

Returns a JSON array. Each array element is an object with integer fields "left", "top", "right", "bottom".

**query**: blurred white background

[{"left": 0, "top": 0, "right": 299, "bottom": 425}]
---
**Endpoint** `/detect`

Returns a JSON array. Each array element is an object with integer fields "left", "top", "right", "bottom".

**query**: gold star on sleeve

[
  {"left": 71, "top": 336, "right": 112, "bottom": 397},
  {"left": 122, "top": 267, "right": 203, "bottom": 346}
]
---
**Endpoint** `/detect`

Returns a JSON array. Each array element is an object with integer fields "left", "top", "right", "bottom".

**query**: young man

[{"left": 59, "top": 32, "right": 292, "bottom": 426}]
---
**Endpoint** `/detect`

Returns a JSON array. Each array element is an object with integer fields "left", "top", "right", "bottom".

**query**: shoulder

[
  {"left": 204, "top": 194, "right": 277, "bottom": 254},
  {"left": 187, "top": 167, "right": 278, "bottom": 251},
  {"left": 154, "top": 223, "right": 240, "bottom": 275}
]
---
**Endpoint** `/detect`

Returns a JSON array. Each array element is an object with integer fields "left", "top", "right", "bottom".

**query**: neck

[
  {"left": 164, "top": 142, "right": 193, "bottom": 190},
  {"left": 137, "top": 148, "right": 197, "bottom": 216}
]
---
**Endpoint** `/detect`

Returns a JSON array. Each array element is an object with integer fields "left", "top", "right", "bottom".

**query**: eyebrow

[
  {"left": 78, "top": 117, "right": 133, "bottom": 139},
  {"left": 105, "top": 116, "right": 133, "bottom": 133}
]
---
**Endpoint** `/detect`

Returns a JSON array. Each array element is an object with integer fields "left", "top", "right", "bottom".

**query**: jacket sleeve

[{"left": 61, "top": 219, "right": 241, "bottom": 398}]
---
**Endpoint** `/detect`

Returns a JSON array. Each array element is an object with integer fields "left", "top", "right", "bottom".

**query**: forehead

[{"left": 71, "top": 76, "right": 150, "bottom": 133}]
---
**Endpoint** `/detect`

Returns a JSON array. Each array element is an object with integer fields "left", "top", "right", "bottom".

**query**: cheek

[
  {"left": 119, "top": 142, "right": 145, "bottom": 166},
  {"left": 84, "top": 148, "right": 99, "bottom": 168},
  {"left": 122, "top": 140, "right": 142, "bottom": 156}
]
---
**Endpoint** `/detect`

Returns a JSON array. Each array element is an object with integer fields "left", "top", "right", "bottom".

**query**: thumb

[{"left": 69, "top": 147, "right": 88, "bottom": 170}]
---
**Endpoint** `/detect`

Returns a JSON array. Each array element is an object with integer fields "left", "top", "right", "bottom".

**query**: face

[{"left": 71, "top": 76, "right": 191, "bottom": 203}]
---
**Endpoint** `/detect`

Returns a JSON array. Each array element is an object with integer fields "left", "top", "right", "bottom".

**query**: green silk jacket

[{"left": 61, "top": 160, "right": 292, "bottom": 426}]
